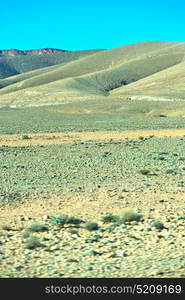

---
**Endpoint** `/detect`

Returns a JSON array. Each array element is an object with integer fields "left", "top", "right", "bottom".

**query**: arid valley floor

[{"left": 0, "top": 105, "right": 184, "bottom": 278}]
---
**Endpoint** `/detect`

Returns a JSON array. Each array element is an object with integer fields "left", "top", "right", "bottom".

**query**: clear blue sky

[{"left": 1, "top": 0, "right": 185, "bottom": 50}]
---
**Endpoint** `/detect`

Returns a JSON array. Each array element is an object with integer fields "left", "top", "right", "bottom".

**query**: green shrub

[
  {"left": 101, "top": 214, "right": 119, "bottom": 223},
  {"left": 86, "top": 234, "right": 101, "bottom": 243},
  {"left": 68, "top": 228, "right": 79, "bottom": 235},
  {"left": 151, "top": 220, "right": 165, "bottom": 230},
  {"left": 84, "top": 222, "right": 99, "bottom": 231},
  {"left": 1, "top": 224, "right": 12, "bottom": 231},
  {"left": 21, "top": 135, "right": 31, "bottom": 140},
  {"left": 24, "top": 236, "right": 45, "bottom": 249},
  {"left": 166, "top": 169, "right": 177, "bottom": 174},
  {"left": 21, "top": 231, "right": 30, "bottom": 239},
  {"left": 177, "top": 216, "right": 185, "bottom": 220},
  {"left": 26, "top": 223, "right": 48, "bottom": 232},
  {"left": 106, "top": 223, "right": 118, "bottom": 232},
  {"left": 119, "top": 209, "right": 142, "bottom": 223},
  {"left": 50, "top": 215, "right": 82, "bottom": 225}
]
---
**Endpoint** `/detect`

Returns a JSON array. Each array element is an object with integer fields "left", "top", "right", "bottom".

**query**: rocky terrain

[
  {"left": 0, "top": 206, "right": 184, "bottom": 278},
  {"left": 0, "top": 127, "right": 184, "bottom": 277}
]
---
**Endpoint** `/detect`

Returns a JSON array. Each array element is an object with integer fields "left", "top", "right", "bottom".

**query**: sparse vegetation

[
  {"left": 177, "top": 216, "right": 185, "bottom": 220},
  {"left": 1, "top": 224, "right": 12, "bottom": 231},
  {"left": 106, "top": 223, "right": 118, "bottom": 232},
  {"left": 166, "top": 169, "right": 177, "bottom": 174},
  {"left": 21, "top": 135, "right": 31, "bottom": 140},
  {"left": 21, "top": 231, "right": 30, "bottom": 239},
  {"left": 50, "top": 215, "right": 83, "bottom": 226},
  {"left": 151, "top": 220, "right": 165, "bottom": 230},
  {"left": 84, "top": 222, "right": 99, "bottom": 231},
  {"left": 68, "top": 228, "right": 79, "bottom": 235},
  {"left": 24, "top": 236, "right": 45, "bottom": 249},
  {"left": 26, "top": 223, "right": 48, "bottom": 232},
  {"left": 101, "top": 214, "right": 119, "bottom": 223},
  {"left": 119, "top": 209, "right": 142, "bottom": 223}
]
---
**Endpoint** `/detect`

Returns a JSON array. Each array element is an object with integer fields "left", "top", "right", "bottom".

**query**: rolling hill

[
  {"left": 0, "top": 41, "right": 185, "bottom": 107},
  {"left": 111, "top": 59, "right": 185, "bottom": 99},
  {"left": 0, "top": 48, "right": 103, "bottom": 79}
]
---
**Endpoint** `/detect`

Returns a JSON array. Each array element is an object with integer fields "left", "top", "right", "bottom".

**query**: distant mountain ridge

[
  {"left": 0, "top": 48, "right": 103, "bottom": 79},
  {"left": 0, "top": 41, "right": 185, "bottom": 107},
  {"left": 0, "top": 48, "right": 68, "bottom": 57}
]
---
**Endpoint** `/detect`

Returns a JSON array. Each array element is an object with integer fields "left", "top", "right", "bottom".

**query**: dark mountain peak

[{"left": 0, "top": 48, "right": 69, "bottom": 57}]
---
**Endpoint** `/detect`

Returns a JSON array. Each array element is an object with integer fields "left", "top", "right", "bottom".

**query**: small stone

[
  {"left": 159, "top": 151, "right": 169, "bottom": 155},
  {"left": 104, "top": 252, "right": 117, "bottom": 258},
  {"left": 50, "top": 245, "right": 60, "bottom": 251},
  {"left": 117, "top": 251, "right": 128, "bottom": 257},
  {"left": 15, "top": 265, "right": 24, "bottom": 271},
  {"left": 155, "top": 270, "right": 165, "bottom": 275},
  {"left": 83, "top": 250, "right": 100, "bottom": 256},
  {"left": 18, "top": 216, "right": 25, "bottom": 221},
  {"left": 119, "top": 224, "right": 127, "bottom": 229},
  {"left": 131, "top": 221, "right": 138, "bottom": 225},
  {"left": 24, "top": 216, "right": 32, "bottom": 221},
  {"left": 157, "top": 235, "right": 164, "bottom": 239},
  {"left": 24, "top": 249, "right": 31, "bottom": 255},
  {"left": 67, "top": 259, "right": 79, "bottom": 263},
  {"left": 143, "top": 227, "right": 152, "bottom": 232},
  {"left": 42, "top": 215, "right": 50, "bottom": 221},
  {"left": 167, "top": 234, "right": 175, "bottom": 238},
  {"left": 118, "top": 195, "right": 124, "bottom": 199},
  {"left": 149, "top": 208, "right": 155, "bottom": 212}
]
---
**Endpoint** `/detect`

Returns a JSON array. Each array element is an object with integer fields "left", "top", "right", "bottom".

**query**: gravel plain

[{"left": 0, "top": 130, "right": 184, "bottom": 277}]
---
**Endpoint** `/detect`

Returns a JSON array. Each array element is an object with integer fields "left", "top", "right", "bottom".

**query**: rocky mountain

[{"left": 0, "top": 48, "right": 68, "bottom": 57}]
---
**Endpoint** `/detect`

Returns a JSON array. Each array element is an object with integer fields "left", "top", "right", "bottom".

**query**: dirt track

[{"left": 0, "top": 128, "right": 185, "bottom": 147}]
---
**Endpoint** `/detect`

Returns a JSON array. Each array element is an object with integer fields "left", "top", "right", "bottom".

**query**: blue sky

[{"left": 1, "top": 0, "right": 185, "bottom": 50}]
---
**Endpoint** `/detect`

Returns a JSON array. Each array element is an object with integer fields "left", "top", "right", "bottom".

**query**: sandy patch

[{"left": 0, "top": 128, "right": 185, "bottom": 147}]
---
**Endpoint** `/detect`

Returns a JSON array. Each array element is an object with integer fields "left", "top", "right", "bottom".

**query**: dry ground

[
  {"left": 0, "top": 128, "right": 184, "bottom": 278},
  {"left": 0, "top": 189, "right": 184, "bottom": 223},
  {"left": 0, "top": 127, "right": 184, "bottom": 220},
  {"left": 0, "top": 128, "right": 185, "bottom": 147}
]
